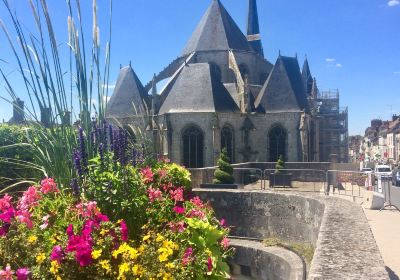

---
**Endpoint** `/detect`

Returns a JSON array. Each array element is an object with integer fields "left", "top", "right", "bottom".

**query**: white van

[{"left": 374, "top": 165, "right": 392, "bottom": 177}]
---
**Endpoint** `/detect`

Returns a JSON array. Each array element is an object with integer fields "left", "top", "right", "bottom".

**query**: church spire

[{"left": 247, "top": 0, "right": 264, "bottom": 57}]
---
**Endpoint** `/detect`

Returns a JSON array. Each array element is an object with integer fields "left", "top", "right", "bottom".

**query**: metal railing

[{"left": 262, "top": 169, "right": 326, "bottom": 192}]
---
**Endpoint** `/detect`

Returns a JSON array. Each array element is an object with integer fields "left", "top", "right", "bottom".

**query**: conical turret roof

[
  {"left": 302, "top": 58, "right": 313, "bottom": 96},
  {"left": 106, "top": 65, "right": 149, "bottom": 118},
  {"left": 181, "top": 0, "right": 253, "bottom": 56}
]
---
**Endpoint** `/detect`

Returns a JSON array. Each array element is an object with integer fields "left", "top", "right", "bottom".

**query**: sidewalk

[
  {"left": 329, "top": 190, "right": 400, "bottom": 279},
  {"left": 364, "top": 208, "right": 400, "bottom": 280}
]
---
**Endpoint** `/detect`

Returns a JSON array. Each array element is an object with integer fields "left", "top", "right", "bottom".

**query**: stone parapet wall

[
  {"left": 195, "top": 190, "right": 324, "bottom": 245},
  {"left": 195, "top": 190, "right": 389, "bottom": 279},
  {"left": 230, "top": 239, "right": 305, "bottom": 280}
]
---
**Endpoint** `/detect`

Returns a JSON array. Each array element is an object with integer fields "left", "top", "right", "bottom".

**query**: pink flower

[
  {"left": 158, "top": 169, "right": 167, "bottom": 179},
  {"left": 39, "top": 215, "right": 50, "bottom": 230},
  {"left": 40, "top": 178, "right": 59, "bottom": 194},
  {"left": 220, "top": 219, "right": 227, "bottom": 228},
  {"left": 18, "top": 186, "right": 41, "bottom": 210},
  {"left": 76, "top": 201, "right": 100, "bottom": 218},
  {"left": 147, "top": 188, "right": 162, "bottom": 203},
  {"left": 190, "top": 196, "right": 204, "bottom": 208},
  {"left": 221, "top": 237, "right": 230, "bottom": 250},
  {"left": 50, "top": 245, "right": 64, "bottom": 264},
  {"left": 186, "top": 209, "right": 205, "bottom": 219},
  {"left": 182, "top": 247, "right": 193, "bottom": 265},
  {"left": 15, "top": 268, "right": 30, "bottom": 280},
  {"left": 66, "top": 233, "right": 93, "bottom": 267},
  {"left": 120, "top": 220, "right": 128, "bottom": 241},
  {"left": 169, "top": 187, "right": 184, "bottom": 202},
  {"left": 207, "top": 257, "right": 213, "bottom": 272},
  {"left": 173, "top": 206, "right": 185, "bottom": 215},
  {"left": 168, "top": 221, "right": 186, "bottom": 233},
  {"left": 15, "top": 210, "right": 33, "bottom": 229},
  {"left": 141, "top": 167, "right": 154, "bottom": 183},
  {"left": 66, "top": 224, "right": 74, "bottom": 238},
  {"left": 0, "top": 264, "right": 14, "bottom": 280},
  {"left": 0, "top": 207, "right": 15, "bottom": 223},
  {"left": 0, "top": 194, "right": 13, "bottom": 212}
]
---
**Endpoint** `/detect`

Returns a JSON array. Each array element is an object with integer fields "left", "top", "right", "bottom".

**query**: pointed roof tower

[
  {"left": 181, "top": 0, "right": 253, "bottom": 56},
  {"left": 247, "top": 0, "right": 264, "bottom": 57},
  {"left": 255, "top": 55, "right": 309, "bottom": 112},
  {"left": 302, "top": 58, "right": 313, "bottom": 96},
  {"left": 106, "top": 65, "right": 149, "bottom": 118}
]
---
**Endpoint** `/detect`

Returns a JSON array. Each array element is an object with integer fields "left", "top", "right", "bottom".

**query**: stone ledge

[
  {"left": 194, "top": 189, "right": 390, "bottom": 279},
  {"left": 230, "top": 238, "right": 305, "bottom": 280}
]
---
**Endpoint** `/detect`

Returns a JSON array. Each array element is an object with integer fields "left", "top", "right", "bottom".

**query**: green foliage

[
  {"left": 275, "top": 155, "right": 285, "bottom": 174},
  {"left": 213, "top": 148, "right": 234, "bottom": 184},
  {"left": 263, "top": 237, "right": 315, "bottom": 265},
  {"left": 0, "top": 0, "right": 112, "bottom": 188},
  {"left": 0, "top": 124, "right": 42, "bottom": 189}
]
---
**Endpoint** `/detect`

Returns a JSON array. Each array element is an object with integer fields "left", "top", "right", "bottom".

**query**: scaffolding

[{"left": 316, "top": 90, "right": 349, "bottom": 163}]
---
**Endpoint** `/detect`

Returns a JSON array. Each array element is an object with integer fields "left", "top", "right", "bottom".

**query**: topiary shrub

[
  {"left": 275, "top": 155, "right": 285, "bottom": 174},
  {"left": 213, "top": 148, "right": 234, "bottom": 184}
]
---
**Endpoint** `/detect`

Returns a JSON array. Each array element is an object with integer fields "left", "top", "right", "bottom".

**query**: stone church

[{"left": 106, "top": 0, "right": 348, "bottom": 167}]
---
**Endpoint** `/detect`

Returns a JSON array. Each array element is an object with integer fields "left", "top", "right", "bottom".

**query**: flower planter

[
  {"left": 200, "top": 183, "right": 239, "bottom": 189},
  {"left": 269, "top": 173, "right": 292, "bottom": 188}
]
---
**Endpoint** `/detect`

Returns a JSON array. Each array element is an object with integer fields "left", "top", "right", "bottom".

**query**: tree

[
  {"left": 213, "top": 148, "right": 234, "bottom": 184},
  {"left": 275, "top": 155, "right": 285, "bottom": 174}
]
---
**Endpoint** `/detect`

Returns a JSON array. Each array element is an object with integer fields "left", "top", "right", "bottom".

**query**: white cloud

[
  {"left": 336, "top": 63, "right": 342, "bottom": 68},
  {"left": 101, "top": 84, "right": 115, "bottom": 90},
  {"left": 388, "top": 0, "right": 400, "bottom": 6},
  {"left": 325, "top": 58, "right": 335, "bottom": 62}
]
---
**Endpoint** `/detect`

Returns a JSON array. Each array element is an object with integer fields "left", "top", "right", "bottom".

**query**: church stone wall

[{"left": 163, "top": 111, "right": 303, "bottom": 168}]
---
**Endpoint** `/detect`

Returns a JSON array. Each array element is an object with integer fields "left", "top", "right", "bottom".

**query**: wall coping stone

[{"left": 194, "top": 189, "right": 389, "bottom": 279}]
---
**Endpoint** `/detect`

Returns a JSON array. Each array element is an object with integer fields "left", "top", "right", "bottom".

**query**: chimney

[{"left": 10, "top": 98, "right": 25, "bottom": 124}]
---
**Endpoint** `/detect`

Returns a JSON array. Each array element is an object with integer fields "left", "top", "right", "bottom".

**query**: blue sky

[{"left": 0, "top": 0, "right": 399, "bottom": 135}]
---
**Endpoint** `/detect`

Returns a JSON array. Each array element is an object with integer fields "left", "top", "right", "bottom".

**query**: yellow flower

[
  {"left": 142, "top": 234, "right": 151, "bottom": 242},
  {"left": 50, "top": 235, "right": 57, "bottom": 244},
  {"left": 163, "top": 272, "right": 173, "bottom": 280},
  {"left": 36, "top": 253, "right": 46, "bottom": 264},
  {"left": 27, "top": 235, "right": 37, "bottom": 244},
  {"left": 100, "top": 260, "right": 111, "bottom": 274},
  {"left": 92, "top": 249, "right": 102, "bottom": 260},
  {"left": 156, "top": 233, "right": 164, "bottom": 242},
  {"left": 100, "top": 229, "right": 108, "bottom": 236},
  {"left": 50, "top": 260, "right": 59, "bottom": 274},
  {"left": 118, "top": 262, "right": 130, "bottom": 280},
  {"left": 132, "top": 264, "right": 144, "bottom": 276},
  {"left": 165, "top": 262, "right": 176, "bottom": 270}
]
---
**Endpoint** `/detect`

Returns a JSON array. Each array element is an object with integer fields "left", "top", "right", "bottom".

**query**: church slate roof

[
  {"left": 181, "top": 0, "right": 253, "bottom": 56},
  {"left": 106, "top": 66, "right": 149, "bottom": 118},
  {"left": 302, "top": 58, "right": 313, "bottom": 96},
  {"left": 255, "top": 55, "right": 310, "bottom": 112},
  {"left": 158, "top": 63, "right": 240, "bottom": 114}
]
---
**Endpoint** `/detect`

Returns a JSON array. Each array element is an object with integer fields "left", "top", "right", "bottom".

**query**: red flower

[
  {"left": 0, "top": 194, "right": 13, "bottom": 212},
  {"left": 147, "top": 188, "right": 162, "bottom": 203},
  {"left": 173, "top": 206, "right": 185, "bottom": 215},
  {"left": 120, "top": 220, "right": 128, "bottom": 241},
  {"left": 50, "top": 245, "right": 64, "bottom": 264},
  {"left": 141, "top": 167, "right": 154, "bottom": 183},
  {"left": 169, "top": 187, "right": 184, "bottom": 202},
  {"left": 40, "top": 178, "right": 59, "bottom": 194},
  {"left": 207, "top": 257, "right": 213, "bottom": 272},
  {"left": 182, "top": 247, "right": 193, "bottom": 265},
  {"left": 190, "top": 196, "right": 204, "bottom": 208}
]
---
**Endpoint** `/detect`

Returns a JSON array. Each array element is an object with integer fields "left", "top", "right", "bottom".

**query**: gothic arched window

[
  {"left": 221, "top": 125, "right": 234, "bottom": 163},
  {"left": 269, "top": 125, "right": 287, "bottom": 162},
  {"left": 182, "top": 126, "right": 204, "bottom": 168}
]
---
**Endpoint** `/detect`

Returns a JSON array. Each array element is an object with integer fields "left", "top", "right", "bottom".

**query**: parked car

[
  {"left": 374, "top": 165, "right": 392, "bottom": 177},
  {"left": 392, "top": 170, "right": 400, "bottom": 187},
  {"left": 361, "top": 168, "right": 373, "bottom": 174}
]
